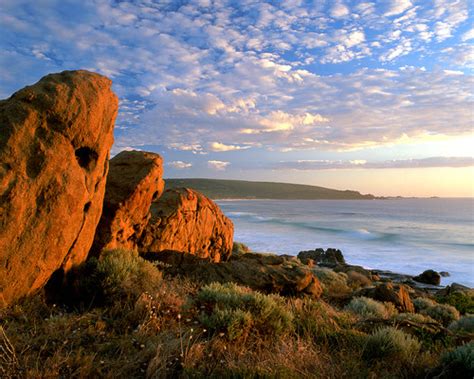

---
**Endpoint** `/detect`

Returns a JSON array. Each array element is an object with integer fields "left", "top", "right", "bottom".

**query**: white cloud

[
  {"left": 274, "top": 157, "right": 474, "bottom": 170},
  {"left": 461, "top": 28, "right": 474, "bottom": 42},
  {"left": 384, "top": 0, "right": 413, "bottom": 17},
  {"left": 330, "top": 2, "right": 350, "bottom": 18},
  {"left": 167, "top": 160, "right": 193, "bottom": 169},
  {"left": 208, "top": 160, "right": 230, "bottom": 170},
  {"left": 209, "top": 142, "right": 251, "bottom": 152}
]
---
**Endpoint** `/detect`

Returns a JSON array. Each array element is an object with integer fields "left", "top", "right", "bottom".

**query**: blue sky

[{"left": 1, "top": 0, "right": 473, "bottom": 196}]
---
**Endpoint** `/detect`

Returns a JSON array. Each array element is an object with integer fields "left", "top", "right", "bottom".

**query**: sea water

[{"left": 217, "top": 198, "right": 474, "bottom": 287}]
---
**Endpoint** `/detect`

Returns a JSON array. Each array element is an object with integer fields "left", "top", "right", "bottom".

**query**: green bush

[
  {"left": 394, "top": 312, "right": 436, "bottom": 324},
  {"left": 413, "top": 297, "right": 436, "bottom": 312},
  {"left": 436, "top": 292, "right": 474, "bottom": 314},
  {"left": 232, "top": 242, "right": 251, "bottom": 255},
  {"left": 421, "top": 304, "right": 460, "bottom": 326},
  {"left": 345, "top": 297, "right": 397, "bottom": 319},
  {"left": 449, "top": 315, "right": 474, "bottom": 333},
  {"left": 312, "top": 267, "right": 350, "bottom": 295},
  {"left": 195, "top": 282, "right": 293, "bottom": 340},
  {"left": 440, "top": 342, "right": 474, "bottom": 377},
  {"left": 362, "top": 327, "right": 421, "bottom": 363},
  {"left": 346, "top": 270, "right": 372, "bottom": 289},
  {"left": 69, "top": 249, "right": 162, "bottom": 305}
]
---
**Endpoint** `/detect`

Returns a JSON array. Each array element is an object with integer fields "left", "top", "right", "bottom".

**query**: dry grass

[{"left": 0, "top": 249, "right": 467, "bottom": 378}]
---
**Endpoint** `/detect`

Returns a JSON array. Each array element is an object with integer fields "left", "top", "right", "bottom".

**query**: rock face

[
  {"left": 91, "top": 151, "right": 164, "bottom": 255},
  {"left": 298, "top": 248, "right": 346, "bottom": 267},
  {"left": 139, "top": 188, "right": 234, "bottom": 262},
  {"left": 0, "top": 70, "right": 118, "bottom": 307},
  {"left": 358, "top": 283, "right": 415, "bottom": 313},
  {"left": 413, "top": 270, "right": 441, "bottom": 286},
  {"left": 145, "top": 251, "right": 323, "bottom": 298}
]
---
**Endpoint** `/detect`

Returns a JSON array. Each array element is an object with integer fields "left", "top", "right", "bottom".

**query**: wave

[{"left": 228, "top": 212, "right": 399, "bottom": 242}]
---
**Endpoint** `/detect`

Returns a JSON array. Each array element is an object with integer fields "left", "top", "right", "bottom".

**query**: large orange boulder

[
  {"left": 91, "top": 150, "right": 165, "bottom": 255},
  {"left": 0, "top": 70, "right": 117, "bottom": 307},
  {"left": 139, "top": 188, "right": 234, "bottom": 262}
]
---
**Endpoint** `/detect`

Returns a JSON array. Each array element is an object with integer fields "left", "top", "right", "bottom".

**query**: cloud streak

[{"left": 274, "top": 157, "right": 474, "bottom": 170}]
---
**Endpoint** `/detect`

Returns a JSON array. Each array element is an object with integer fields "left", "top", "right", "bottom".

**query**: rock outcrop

[
  {"left": 91, "top": 150, "right": 164, "bottom": 255},
  {"left": 413, "top": 270, "right": 441, "bottom": 286},
  {"left": 144, "top": 250, "right": 323, "bottom": 298},
  {"left": 298, "top": 248, "right": 346, "bottom": 267},
  {"left": 358, "top": 283, "right": 415, "bottom": 313},
  {"left": 139, "top": 188, "right": 233, "bottom": 262},
  {"left": 0, "top": 70, "right": 118, "bottom": 307}
]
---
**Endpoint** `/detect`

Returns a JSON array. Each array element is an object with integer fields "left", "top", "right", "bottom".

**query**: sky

[{"left": 1, "top": 0, "right": 473, "bottom": 197}]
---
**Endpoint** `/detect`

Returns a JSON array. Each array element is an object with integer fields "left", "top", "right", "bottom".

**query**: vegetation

[
  {"left": 439, "top": 342, "right": 474, "bottom": 378},
  {"left": 165, "top": 178, "right": 376, "bottom": 200},
  {"left": 436, "top": 291, "right": 474, "bottom": 314},
  {"left": 448, "top": 315, "right": 474, "bottom": 333},
  {"left": 1, "top": 249, "right": 471, "bottom": 378},
  {"left": 414, "top": 299, "right": 461, "bottom": 326},
  {"left": 345, "top": 296, "right": 398, "bottom": 319},
  {"left": 312, "top": 266, "right": 350, "bottom": 295},
  {"left": 194, "top": 282, "right": 293, "bottom": 341},
  {"left": 232, "top": 241, "right": 251, "bottom": 255},
  {"left": 362, "top": 327, "right": 421, "bottom": 363}
]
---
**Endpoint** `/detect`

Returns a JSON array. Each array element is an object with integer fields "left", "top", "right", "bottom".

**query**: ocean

[{"left": 217, "top": 198, "right": 474, "bottom": 288}]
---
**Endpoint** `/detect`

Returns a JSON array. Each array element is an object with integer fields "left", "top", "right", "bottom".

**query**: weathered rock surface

[
  {"left": 145, "top": 251, "right": 323, "bottom": 298},
  {"left": 414, "top": 270, "right": 441, "bottom": 286},
  {"left": 0, "top": 70, "right": 117, "bottom": 307},
  {"left": 91, "top": 150, "right": 164, "bottom": 255},
  {"left": 357, "top": 282, "right": 415, "bottom": 313},
  {"left": 139, "top": 188, "right": 233, "bottom": 262},
  {"left": 298, "top": 248, "right": 346, "bottom": 267}
]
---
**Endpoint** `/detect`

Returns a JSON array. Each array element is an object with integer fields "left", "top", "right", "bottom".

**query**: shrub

[
  {"left": 421, "top": 304, "right": 460, "bottom": 326},
  {"left": 362, "top": 327, "right": 421, "bottom": 363},
  {"left": 413, "top": 297, "right": 436, "bottom": 312},
  {"left": 436, "top": 292, "right": 474, "bottom": 314},
  {"left": 345, "top": 297, "right": 397, "bottom": 319},
  {"left": 394, "top": 312, "right": 436, "bottom": 324},
  {"left": 195, "top": 282, "right": 293, "bottom": 340},
  {"left": 312, "top": 267, "right": 350, "bottom": 295},
  {"left": 346, "top": 271, "right": 371, "bottom": 289},
  {"left": 232, "top": 242, "right": 251, "bottom": 255},
  {"left": 69, "top": 249, "right": 162, "bottom": 306},
  {"left": 440, "top": 342, "right": 474, "bottom": 377},
  {"left": 449, "top": 315, "right": 474, "bottom": 333}
]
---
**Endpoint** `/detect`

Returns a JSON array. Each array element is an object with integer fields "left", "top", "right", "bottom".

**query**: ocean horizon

[{"left": 217, "top": 198, "right": 474, "bottom": 288}]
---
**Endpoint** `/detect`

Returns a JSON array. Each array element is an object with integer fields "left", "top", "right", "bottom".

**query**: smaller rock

[
  {"left": 413, "top": 270, "right": 441, "bottom": 286},
  {"left": 357, "top": 282, "right": 415, "bottom": 313},
  {"left": 439, "top": 271, "right": 450, "bottom": 277},
  {"left": 298, "top": 248, "right": 345, "bottom": 267},
  {"left": 146, "top": 251, "right": 323, "bottom": 298}
]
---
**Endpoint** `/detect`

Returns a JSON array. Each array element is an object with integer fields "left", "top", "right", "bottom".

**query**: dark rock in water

[
  {"left": 91, "top": 150, "right": 165, "bottom": 255},
  {"left": 413, "top": 270, "right": 441, "bottom": 286},
  {"left": 0, "top": 70, "right": 117, "bottom": 307},
  {"left": 357, "top": 282, "right": 415, "bottom": 313},
  {"left": 298, "top": 248, "right": 346, "bottom": 267},
  {"left": 436, "top": 282, "right": 473, "bottom": 297},
  {"left": 439, "top": 271, "right": 450, "bottom": 277},
  {"left": 145, "top": 251, "right": 322, "bottom": 298}
]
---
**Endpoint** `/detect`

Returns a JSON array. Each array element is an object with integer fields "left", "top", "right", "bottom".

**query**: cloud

[
  {"left": 461, "top": 28, "right": 474, "bottom": 42},
  {"left": 384, "top": 0, "right": 413, "bottom": 17},
  {"left": 208, "top": 160, "right": 230, "bottom": 170},
  {"left": 167, "top": 160, "right": 193, "bottom": 169},
  {"left": 209, "top": 142, "right": 251, "bottom": 152},
  {"left": 274, "top": 157, "right": 474, "bottom": 170},
  {"left": 330, "top": 2, "right": 350, "bottom": 18}
]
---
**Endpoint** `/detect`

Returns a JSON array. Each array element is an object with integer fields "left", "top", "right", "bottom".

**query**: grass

[
  {"left": 1, "top": 249, "right": 470, "bottom": 378},
  {"left": 345, "top": 296, "right": 398, "bottom": 319}
]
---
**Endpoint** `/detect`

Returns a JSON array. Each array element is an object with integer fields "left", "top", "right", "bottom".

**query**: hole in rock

[
  {"left": 75, "top": 147, "right": 98, "bottom": 171},
  {"left": 84, "top": 201, "right": 92, "bottom": 213},
  {"left": 152, "top": 191, "right": 160, "bottom": 201}
]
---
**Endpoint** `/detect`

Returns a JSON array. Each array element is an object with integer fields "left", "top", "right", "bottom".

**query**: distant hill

[{"left": 165, "top": 178, "right": 376, "bottom": 200}]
